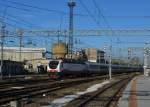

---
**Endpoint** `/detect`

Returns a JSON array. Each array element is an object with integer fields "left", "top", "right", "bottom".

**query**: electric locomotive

[
  {"left": 47, "top": 59, "right": 142, "bottom": 78},
  {"left": 47, "top": 59, "right": 87, "bottom": 78}
]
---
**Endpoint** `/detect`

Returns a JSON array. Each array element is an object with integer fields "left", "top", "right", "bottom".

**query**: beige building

[
  {"left": 0, "top": 47, "right": 46, "bottom": 61},
  {"left": 85, "top": 48, "right": 105, "bottom": 63},
  {"left": 0, "top": 47, "right": 47, "bottom": 72}
]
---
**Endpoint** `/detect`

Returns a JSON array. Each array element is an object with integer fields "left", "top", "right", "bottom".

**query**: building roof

[{"left": 1, "top": 47, "right": 46, "bottom": 53}]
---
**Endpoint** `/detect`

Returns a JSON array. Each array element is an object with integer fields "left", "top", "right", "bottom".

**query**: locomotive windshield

[{"left": 49, "top": 61, "right": 59, "bottom": 69}]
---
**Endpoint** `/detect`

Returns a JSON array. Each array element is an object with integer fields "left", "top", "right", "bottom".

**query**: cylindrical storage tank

[{"left": 52, "top": 42, "right": 67, "bottom": 59}]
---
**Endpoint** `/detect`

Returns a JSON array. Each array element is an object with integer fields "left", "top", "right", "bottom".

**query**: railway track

[
  {"left": 65, "top": 75, "right": 134, "bottom": 107},
  {"left": 0, "top": 75, "right": 108, "bottom": 105},
  {"left": 0, "top": 74, "right": 49, "bottom": 84},
  {"left": 0, "top": 73, "right": 137, "bottom": 106},
  {"left": 0, "top": 73, "right": 126, "bottom": 90},
  {"left": 0, "top": 74, "right": 51, "bottom": 90},
  {"left": 0, "top": 78, "right": 52, "bottom": 90}
]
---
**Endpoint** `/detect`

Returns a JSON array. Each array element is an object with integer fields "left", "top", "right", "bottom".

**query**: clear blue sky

[
  {"left": 0, "top": 0, "right": 149, "bottom": 29},
  {"left": 0, "top": 0, "right": 150, "bottom": 59}
]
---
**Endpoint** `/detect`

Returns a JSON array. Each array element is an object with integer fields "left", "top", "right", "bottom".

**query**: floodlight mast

[{"left": 68, "top": 0, "right": 76, "bottom": 59}]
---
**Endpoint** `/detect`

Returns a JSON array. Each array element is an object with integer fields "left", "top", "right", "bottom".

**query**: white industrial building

[{"left": 0, "top": 47, "right": 46, "bottom": 61}]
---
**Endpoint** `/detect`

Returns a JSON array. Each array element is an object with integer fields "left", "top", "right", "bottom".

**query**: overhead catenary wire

[
  {"left": 0, "top": 3, "right": 31, "bottom": 12},
  {"left": 0, "top": 0, "right": 110, "bottom": 26},
  {"left": 92, "top": 0, "right": 117, "bottom": 48},
  {"left": 0, "top": 1, "right": 69, "bottom": 29},
  {"left": 79, "top": 0, "right": 102, "bottom": 28},
  {"left": 0, "top": 1, "right": 67, "bottom": 29},
  {"left": 0, "top": 17, "right": 18, "bottom": 29},
  {"left": 0, "top": 0, "right": 91, "bottom": 17},
  {"left": 0, "top": 0, "right": 149, "bottom": 54},
  {"left": 0, "top": 4, "right": 33, "bottom": 28},
  {"left": 0, "top": 0, "right": 67, "bottom": 15},
  {"left": 92, "top": 0, "right": 116, "bottom": 35},
  {"left": 0, "top": 15, "right": 35, "bottom": 29},
  {"left": 0, "top": 9, "right": 42, "bottom": 28},
  {"left": 1, "top": 0, "right": 150, "bottom": 18}
]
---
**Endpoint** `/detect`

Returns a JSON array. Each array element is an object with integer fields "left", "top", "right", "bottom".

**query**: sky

[{"left": 0, "top": 0, "right": 150, "bottom": 59}]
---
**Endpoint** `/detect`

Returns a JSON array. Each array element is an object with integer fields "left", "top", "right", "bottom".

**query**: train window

[
  {"left": 100, "top": 65, "right": 107, "bottom": 69},
  {"left": 63, "top": 59, "right": 85, "bottom": 64},
  {"left": 49, "top": 61, "right": 59, "bottom": 69},
  {"left": 90, "top": 65, "right": 99, "bottom": 69}
]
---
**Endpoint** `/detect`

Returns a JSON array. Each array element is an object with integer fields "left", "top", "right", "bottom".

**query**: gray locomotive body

[
  {"left": 62, "top": 61, "right": 87, "bottom": 75},
  {"left": 47, "top": 59, "right": 142, "bottom": 78}
]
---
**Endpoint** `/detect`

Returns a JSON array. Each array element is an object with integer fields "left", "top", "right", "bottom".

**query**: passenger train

[{"left": 47, "top": 59, "right": 142, "bottom": 78}]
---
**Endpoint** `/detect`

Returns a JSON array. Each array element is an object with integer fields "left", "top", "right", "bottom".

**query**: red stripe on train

[{"left": 48, "top": 70, "right": 58, "bottom": 72}]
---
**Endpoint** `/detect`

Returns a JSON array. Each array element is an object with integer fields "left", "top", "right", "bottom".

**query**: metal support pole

[
  {"left": 103, "top": 46, "right": 106, "bottom": 64},
  {"left": 109, "top": 45, "right": 112, "bottom": 79},
  {"left": 68, "top": 0, "right": 76, "bottom": 59},
  {"left": 119, "top": 48, "right": 121, "bottom": 65},
  {"left": 0, "top": 24, "right": 5, "bottom": 80},
  {"left": 144, "top": 42, "right": 149, "bottom": 76},
  {"left": 19, "top": 35, "right": 22, "bottom": 62},
  {"left": 99, "top": 50, "right": 101, "bottom": 71},
  {"left": 128, "top": 48, "right": 131, "bottom": 67},
  {"left": 17, "top": 29, "right": 23, "bottom": 62}
]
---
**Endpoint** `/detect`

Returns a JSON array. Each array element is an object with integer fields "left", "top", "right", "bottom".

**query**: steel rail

[
  {"left": 67, "top": 75, "right": 134, "bottom": 107},
  {"left": 0, "top": 75, "right": 107, "bottom": 105}
]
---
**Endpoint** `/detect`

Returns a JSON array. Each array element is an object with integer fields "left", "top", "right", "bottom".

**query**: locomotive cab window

[{"left": 49, "top": 61, "right": 59, "bottom": 69}]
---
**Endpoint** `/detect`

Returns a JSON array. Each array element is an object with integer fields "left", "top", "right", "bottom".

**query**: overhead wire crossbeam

[{"left": 4, "top": 28, "right": 150, "bottom": 37}]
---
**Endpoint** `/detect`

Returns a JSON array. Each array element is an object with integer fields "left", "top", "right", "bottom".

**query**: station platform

[{"left": 118, "top": 75, "right": 150, "bottom": 107}]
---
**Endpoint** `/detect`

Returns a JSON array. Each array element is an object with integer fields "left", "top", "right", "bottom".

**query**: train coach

[
  {"left": 1, "top": 60, "right": 27, "bottom": 76},
  {"left": 47, "top": 59, "right": 142, "bottom": 78}
]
